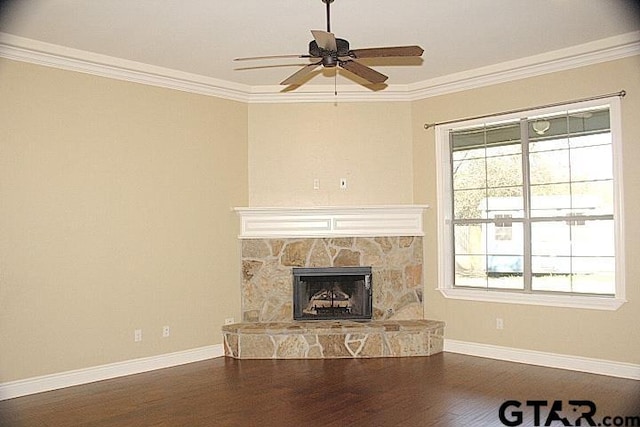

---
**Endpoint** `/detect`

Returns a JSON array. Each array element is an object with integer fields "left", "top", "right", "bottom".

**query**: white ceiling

[{"left": 1, "top": 0, "right": 639, "bottom": 90}]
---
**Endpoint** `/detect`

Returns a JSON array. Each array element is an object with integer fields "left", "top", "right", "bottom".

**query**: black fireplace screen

[{"left": 293, "top": 266, "right": 372, "bottom": 321}]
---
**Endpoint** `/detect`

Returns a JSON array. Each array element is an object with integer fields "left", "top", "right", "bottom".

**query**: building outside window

[{"left": 435, "top": 97, "right": 625, "bottom": 310}]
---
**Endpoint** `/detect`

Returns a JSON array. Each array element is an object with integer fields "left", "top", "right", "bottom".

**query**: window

[{"left": 435, "top": 97, "right": 625, "bottom": 310}]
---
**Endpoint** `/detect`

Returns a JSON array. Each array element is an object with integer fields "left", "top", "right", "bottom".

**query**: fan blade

[
  {"left": 281, "top": 61, "right": 322, "bottom": 85},
  {"left": 349, "top": 45, "right": 424, "bottom": 59},
  {"left": 234, "top": 54, "right": 311, "bottom": 61},
  {"left": 339, "top": 60, "right": 388, "bottom": 84},
  {"left": 311, "top": 30, "right": 337, "bottom": 51}
]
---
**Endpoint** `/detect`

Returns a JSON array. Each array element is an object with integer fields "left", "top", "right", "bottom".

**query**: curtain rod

[{"left": 423, "top": 90, "right": 626, "bottom": 130}]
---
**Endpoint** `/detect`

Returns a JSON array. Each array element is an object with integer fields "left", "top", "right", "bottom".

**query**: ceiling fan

[{"left": 234, "top": 0, "right": 424, "bottom": 87}]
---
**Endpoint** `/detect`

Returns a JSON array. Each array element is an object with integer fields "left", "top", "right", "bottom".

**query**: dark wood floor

[{"left": 1, "top": 353, "right": 638, "bottom": 427}]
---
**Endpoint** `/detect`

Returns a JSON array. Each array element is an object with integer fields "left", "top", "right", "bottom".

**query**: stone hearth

[{"left": 223, "top": 320, "right": 444, "bottom": 359}]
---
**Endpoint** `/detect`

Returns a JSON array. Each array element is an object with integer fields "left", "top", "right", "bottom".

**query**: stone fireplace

[
  {"left": 223, "top": 205, "right": 445, "bottom": 359},
  {"left": 241, "top": 236, "right": 423, "bottom": 322}
]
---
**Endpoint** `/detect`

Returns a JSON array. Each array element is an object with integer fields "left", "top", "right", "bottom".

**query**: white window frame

[{"left": 435, "top": 96, "right": 626, "bottom": 310}]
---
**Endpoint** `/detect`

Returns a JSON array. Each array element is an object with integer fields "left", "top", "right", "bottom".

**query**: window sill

[{"left": 438, "top": 287, "right": 626, "bottom": 311}]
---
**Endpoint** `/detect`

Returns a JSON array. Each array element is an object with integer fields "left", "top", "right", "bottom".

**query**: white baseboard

[
  {"left": 3, "top": 341, "right": 636, "bottom": 401},
  {"left": 444, "top": 339, "right": 640, "bottom": 380},
  {"left": 0, "top": 344, "right": 224, "bottom": 401}
]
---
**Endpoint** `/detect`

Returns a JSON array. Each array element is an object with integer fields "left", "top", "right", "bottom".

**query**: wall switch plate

[
  {"left": 340, "top": 178, "right": 347, "bottom": 189},
  {"left": 496, "top": 318, "right": 504, "bottom": 330},
  {"left": 134, "top": 329, "right": 142, "bottom": 342},
  {"left": 313, "top": 178, "right": 320, "bottom": 190}
]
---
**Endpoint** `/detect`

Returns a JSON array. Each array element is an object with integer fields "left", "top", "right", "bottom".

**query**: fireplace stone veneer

[{"left": 241, "top": 236, "right": 424, "bottom": 322}]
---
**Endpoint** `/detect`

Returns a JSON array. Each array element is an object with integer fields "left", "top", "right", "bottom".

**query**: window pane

[
  {"left": 486, "top": 153, "right": 522, "bottom": 188},
  {"left": 453, "top": 146, "right": 485, "bottom": 161},
  {"left": 486, "top": 216, "right": 523, "bottom": 287},
  {"left": 532, "top": 222, "right": 571, "bottom": 258},
  {"left": 529, "top": 149, "right": 570, "bottom": 184},
  {"left": 454, "top": 224, "right": 483, "bottom": 257},
  {"left": 570, "top": 144, "right": 612, "bottom": 182},
  {"left": 571, "top": 218, "right": 615, "bottom": 294},
  {"left": 486, "top": 190, "right": 524, "bottom": 218},
  {"left": 571, "top": 181, "right": 613, "bottom": 214},
  {"left": 487, "top": 222, "right": 523, "bottom": 255},
  {"left": 572, "top": 256, "right": 615, "bottom": 275},
  {"left": 458, "top": 219, "right": 525, "bottom": 290},
  {"left": 566, "top": 108, "right": 610, "bottom": 135},
  {"left": 454, "top": 255, "right": 487, "bottom": 288},
  {"left": 569, "top": 132, "right": 610, "bottom": 149},
  {"left": 532, "top": 273, "right": 572, "bottom": 292},
  {"left": 571, "top": 265, "right": 615, "bottom": 295},
  {"left": 454, "top": 189, "right": 487, "bottom": 219},
  {"left": 487, "top": 272, "right": 524, "bottom": 290},
  {"left": 488, "top": 253, "right": 523, "bottom": 286},
  {"left": 485, "top": 122, "right": 521, "bottom": 147},
  {"left": 529, "top": 138, "right": 569, "bottom": 152},
  {"left": 572, "top": 219, "right": 615, "bottom": 257},
  {"left": 530, "top": 187, "right": 572, "bottom": 215},
  {"left": 529, "top": 114, "right": 568, "bottom": 142},
  {"left": 453, "top": 157, "right": 486, "bottom": 190},
  {"left": 532, "top": 261, "right": 614, "bottom": 294},
  {"left": 531, "top": 218, "right": 615, "bottom": 294},
  {"left": 454, "top": 224, "right": 486, "bottom": 287},
  {"left": 487, "top": 143, "right": 521, "bottom": 156}
]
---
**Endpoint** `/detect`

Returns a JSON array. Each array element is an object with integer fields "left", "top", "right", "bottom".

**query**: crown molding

[
  {"left": 0, "top": 33, "right": 251, "bottom": 103},
  {"left": 406, "top": 31, "right": 640, "bottom": 101},
  {"left": 1, "top": 31, "right": 638, "bottom": 104},
  {"left": 245, "top": 83, "right": 412, "bottom": 104}
]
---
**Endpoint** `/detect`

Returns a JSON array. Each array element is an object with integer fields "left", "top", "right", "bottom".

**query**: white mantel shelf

[{"left": 234, "top": 205, "right": 429, "bottom": 239}]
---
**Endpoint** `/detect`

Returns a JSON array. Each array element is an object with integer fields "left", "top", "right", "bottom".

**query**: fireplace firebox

[{"left": 293, "top": 266, "right": 373, "bottom": 321}]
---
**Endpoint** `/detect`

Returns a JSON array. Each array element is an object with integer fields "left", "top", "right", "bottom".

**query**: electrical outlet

[
  {"left": 340, "top": 178, "right": 347, "bottom": 189},
  {"left": 313, "top": 178, "right": 320, "bottom": 190},
  {"left": 134, "top": 329, "right": 142, "bottom": 342},
  {"left": 224, "top": 317, "right": 235, "bottom": 325},
  {"left": 496, "top": 318, "right": 504, "bottom": 330},
  {"left": 162, "top": 326, "right": 170, "bottom": 337}
]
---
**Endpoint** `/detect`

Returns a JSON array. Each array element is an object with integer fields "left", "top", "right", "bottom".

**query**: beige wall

[
  {"left": 2, "top": 54, "right": 638, "bottom": 384},
  {"left": 248, "top": 102, "right": 413, "bottom": 206},
  {"left": 0, "top": 59, "right": 248, "bottom": 381},
  {"left": 412, "top": 56, "right": 640, "bottom": 365}
]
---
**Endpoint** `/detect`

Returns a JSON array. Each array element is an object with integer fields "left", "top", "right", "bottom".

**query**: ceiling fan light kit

[{"left": 234, "top": 0, "right": 424, "bottom": 88}]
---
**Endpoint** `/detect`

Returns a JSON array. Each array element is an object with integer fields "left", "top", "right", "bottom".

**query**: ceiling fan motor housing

[{"left": 308, "top": 38, "right": 351, "bottom": 67}]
